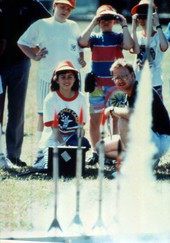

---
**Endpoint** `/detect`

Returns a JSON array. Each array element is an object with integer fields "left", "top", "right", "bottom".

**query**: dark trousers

[{"left": 0, "top": 59, "right": 31, "bottom": 158}]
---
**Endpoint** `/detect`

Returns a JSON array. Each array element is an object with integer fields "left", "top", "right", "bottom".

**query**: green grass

[{"left": 0, "top": 22, "right": 170, "bottom": 235}]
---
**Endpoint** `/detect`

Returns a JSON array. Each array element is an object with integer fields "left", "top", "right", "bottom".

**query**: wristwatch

[{"left": 110, "top": 107, "right": 114, "bottom": 116}]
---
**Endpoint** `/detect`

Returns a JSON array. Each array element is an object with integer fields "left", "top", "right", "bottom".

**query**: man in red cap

[
  {"left": 18, "top": 0, "right": 86, "bottom": 167},
  {"left": 131, "top": 0, "right": 168, "bottom": 99},
  {"left": 79, "top": 4, "right": 133, "bottom": 165}
]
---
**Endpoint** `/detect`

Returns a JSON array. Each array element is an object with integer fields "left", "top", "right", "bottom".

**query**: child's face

[
  {"left": 99, "top": 19, "right": 115, "bottom": 32},
  {"left": 53, "top": 3, "right": 73, "bottom": 22},
  {"left": 137, "top": 17, "right": 148, "bottom": 28},
  {"left": 57, "top": 71, "right": 75, "bottom": 91}
]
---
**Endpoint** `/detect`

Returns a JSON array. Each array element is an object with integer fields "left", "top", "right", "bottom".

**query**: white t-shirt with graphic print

[
  {"left": 39, "top": 90, "right": 88, "bottom": 149},
  {"left": 134, "top": 31, "right": 164, "bottom": 87}
]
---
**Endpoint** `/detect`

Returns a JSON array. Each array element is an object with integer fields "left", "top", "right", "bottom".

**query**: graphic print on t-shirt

[
  {"left": 136, "top": 45, "right": 156, "bottom": 70},
  {"left": 58, "top": 108, "right": 78, "bottom": 135}
]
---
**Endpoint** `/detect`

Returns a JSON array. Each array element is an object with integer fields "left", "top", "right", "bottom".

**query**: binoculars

[
  {"left": 100, "top": 14, "right": 121, "bottom": 21},
  {"left": 137, "top": 14, "right": 147, "bottom": 19}
]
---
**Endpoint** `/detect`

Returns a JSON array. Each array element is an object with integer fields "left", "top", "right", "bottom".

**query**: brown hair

[{"left": 50, "top": 70, "right": 80, "bottom": 91}]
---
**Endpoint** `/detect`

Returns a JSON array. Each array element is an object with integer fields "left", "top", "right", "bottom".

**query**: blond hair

[{"left": 110, "top": 58, "right": 134, "bottom": 74}]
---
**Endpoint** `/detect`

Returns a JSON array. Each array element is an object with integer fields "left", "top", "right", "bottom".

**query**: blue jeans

[
  {"left": 66, "top": 133, "right": 91, "bottom": 149},
  {"left": 43, "top": 133, "right": 91, "bottom": 167},
  {"left": 0, "top": 59, "right": 31, "bottom": 158}
]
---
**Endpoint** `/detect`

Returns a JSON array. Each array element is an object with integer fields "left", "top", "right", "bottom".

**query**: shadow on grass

[
  {"left": 0, "top": 164, "right": 116, "bottom": 181},
  {"left": 1, "top": 164, "right": 170, "bottom": 181},
  {"left": 83, "top": 165, "right": 115, "bottom": 179}
]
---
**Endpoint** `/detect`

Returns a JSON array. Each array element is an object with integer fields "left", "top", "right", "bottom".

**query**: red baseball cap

[
  {"left": 53, "top": 0, "right": 76, "bottom": 9},
  {"left": 54, "top": 60, "right": 78, "bottom": 73},
  {"left": 131, "top": 0, "right": 157, "bottom": 15},
  {"left": 96, "top": 5, "right": 117, "bottom": 17}
]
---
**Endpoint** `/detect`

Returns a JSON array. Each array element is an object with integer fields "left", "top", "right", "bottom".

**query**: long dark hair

[{"left": 50, "top": 70, "right": 80, "bottom": 91}]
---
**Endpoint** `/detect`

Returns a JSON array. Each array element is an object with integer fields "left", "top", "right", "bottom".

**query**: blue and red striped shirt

[{"left": 89, "top": 31, "right": 124, "bottom": 86}]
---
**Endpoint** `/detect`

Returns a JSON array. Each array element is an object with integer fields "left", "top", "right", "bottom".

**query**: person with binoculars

[
  {"left": 131, "top": 0, "right": 168, "bottom": 99},
  {"left": 79, "top": 4, "right": 133, "bottom": 165}
]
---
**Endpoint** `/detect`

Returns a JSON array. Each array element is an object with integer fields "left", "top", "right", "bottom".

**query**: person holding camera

[
  {"left": 131, "top": 0, "right": 168, "bottom": 99},
  {"left": 79, "top": 4, "right": 133, "bottom": 165}
]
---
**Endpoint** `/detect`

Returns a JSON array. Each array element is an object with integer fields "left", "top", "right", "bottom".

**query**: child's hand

[
  {"left": 35, "top": 47, "right": 48, "bottom": 61},
  {"left": 104, "top": 106, "right": 113, "bottom": 118},
  {"left": 78, "top": 57, "right": 86, "bottom": 68},
  {"left": 91, "top": 15, "right": 101, "bottom": 26},
  {"left": 132, "top": 14, "right": 139, "bottom": 30},
  {"left": 116, "top": 14, "right": 127, "bottom": 26}
]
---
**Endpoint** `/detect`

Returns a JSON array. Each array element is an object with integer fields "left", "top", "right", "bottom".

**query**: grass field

[{"left": 0, "top": 22, "right": 170, "bottom": 236}]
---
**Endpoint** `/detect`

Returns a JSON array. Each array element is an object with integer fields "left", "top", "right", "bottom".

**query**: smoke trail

[
  {"left": 117, "top": 61, "right": 157, "bottom": 235},
  {"left": 122, "top": 60, "right": 156, "bottom": 180}
]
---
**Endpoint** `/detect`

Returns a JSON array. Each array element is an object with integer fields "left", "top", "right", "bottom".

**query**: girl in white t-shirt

[{"left": 34, "top": 60, "right": 90, "bottom": 169}]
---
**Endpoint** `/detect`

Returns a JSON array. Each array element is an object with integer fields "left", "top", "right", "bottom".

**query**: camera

[
  {"left": 100, "top": 14, "right": 120, "bottom": 21},
  {"left": 137, "top": 14, "right": 147, "bottom": 19}
]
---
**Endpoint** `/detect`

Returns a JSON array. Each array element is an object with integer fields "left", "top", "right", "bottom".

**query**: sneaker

[
  {"left": 86, "top": 152, "right": 99, "bottom": 165},
  {"left": 33, "top": 156, "right": 47, "bottom": 169},
  {"left": 36, "top": 149, "right": 44, "bottom": 158},
  {"left": 0, "top": 154, "right": 10, "bottom": 169},
  {"left": 8, "top": 157, "right": 27, "bottom": 167},
  {"left": 104, "top": 158, "right": 115, "bottom": 166},
  {"left": 112, "top": 171, "right": 117, "bottom": 177}
]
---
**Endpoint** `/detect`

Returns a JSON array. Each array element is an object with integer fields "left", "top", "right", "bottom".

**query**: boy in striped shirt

[{"left": 79, "top": 4, "right": 133, "bottom": 165}]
